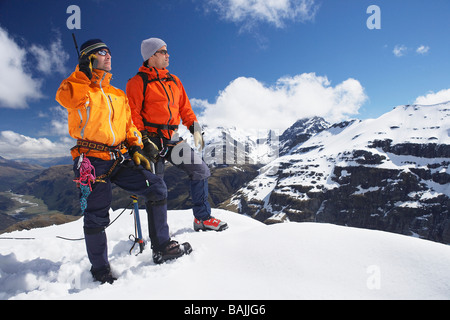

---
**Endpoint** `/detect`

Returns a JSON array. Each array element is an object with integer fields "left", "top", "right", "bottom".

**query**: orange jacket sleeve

[{"left": 55, "top": 69, "right": 91, "bottom": 110}]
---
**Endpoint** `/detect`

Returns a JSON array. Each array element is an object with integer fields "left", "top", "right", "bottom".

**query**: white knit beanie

[{"left": 141, "top": 38, "right": 167, "bottom": 61}]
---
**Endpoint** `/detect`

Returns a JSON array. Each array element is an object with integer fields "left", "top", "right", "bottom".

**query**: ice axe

[
  {"left": 72, "top": 32, "right": 80, "bottom": 58},
  {"left": 129, "top": 195, "right": 145, "bottom": 255}
]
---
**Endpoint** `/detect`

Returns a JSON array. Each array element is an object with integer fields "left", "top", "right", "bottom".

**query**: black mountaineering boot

[
  {"left": 152, "top": 240, "right": 193, "bottom": 264},
  {"left": 90, "top": 265, "right": 117, "bottom": 284}
]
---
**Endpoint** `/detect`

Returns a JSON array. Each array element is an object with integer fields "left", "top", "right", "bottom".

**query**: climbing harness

[{"left": 72, "top": 139, "right": 126, "bottom": 212}]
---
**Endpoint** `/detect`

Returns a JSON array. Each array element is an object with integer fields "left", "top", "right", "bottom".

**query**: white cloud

[
  {"left": 0, "top": 130, "right": 73, "bottom": 160},
  {"left": 0, "top": 27, "right": 43, "bottom": 109},
  {"left": 392, "top": 44, "right": 430, "bottom": 57},
  {"left": 393, "top": 45, "right": 407, "bottom": 57},
  {"left": 37, "top": 106, "right": 69, "bottom": 136},
  {"left": 416, "top": 45, "right": 430, "bottom": 55},
  {"left": 194, "top": 73, "right": 367, "bottom": 131},
  {"left": 0, "top": 26, "right": 70, "bottom": 109},
  {"left": 414, "top": 88, "right": 450, "bottom": 105},
  {"left": 30, "top": 37, "right": 70, "bottom": 76},
  {"left": 205, "top": 0, "right": 319, "bottom": 30},
  {"left": 0, "top": 105, "right": 73, "bottom": 159}
]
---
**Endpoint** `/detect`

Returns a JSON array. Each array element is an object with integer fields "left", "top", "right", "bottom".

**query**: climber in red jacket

[{"left": 127, "top": 37, "right": 228, "bottom": 232}]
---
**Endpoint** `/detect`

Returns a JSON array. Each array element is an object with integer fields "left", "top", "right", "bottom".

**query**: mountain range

[
  {"left": 221, "top": 102, "right": 450, "bottom": 243},
  {"left": 1, "top": 102, "right": 449, "bottom": 244}
]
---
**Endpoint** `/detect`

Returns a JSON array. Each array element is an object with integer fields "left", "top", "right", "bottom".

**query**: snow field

[{"left": 1, "top": 208, "right": 450, "bottom": 300}]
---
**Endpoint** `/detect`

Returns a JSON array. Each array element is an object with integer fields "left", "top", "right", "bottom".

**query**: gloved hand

[
  {"left": 129, "top": 146, "right": 151, "bottom": 171},
  {"left": 190, "top": 122, "right": 205, "bottom": 152},
  {"left": 78, "top": 52, "right": 97, "bottom": 80},
  {"left": 141, "top": 131, "right": 160, "bottom": 163}
]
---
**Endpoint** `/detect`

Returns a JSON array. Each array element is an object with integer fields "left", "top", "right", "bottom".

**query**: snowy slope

[{"left": 1, "top": 208, "right": 450, "bottom": 300}]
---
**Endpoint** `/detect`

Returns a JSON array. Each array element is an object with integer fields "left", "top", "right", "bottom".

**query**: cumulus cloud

[
  {"left": 0, "top": 26, "right": 69, "bottom": 109},
  {"left": 0, "top": 106, "right": 72, "bottom": 159},
  {"left": 205, "top": 0, "right": 319, "bottom": 30},
  {"left": 30, "top": 37, "right": 70, "bottom": 75},
  {"left": 414, "top": 88, "right": 450, "bottom": 105},
  {"left": 194, "top": 73, "right": 368, "bottom": 131},
  {"left": 0, "top": 130, "right": 73, "bottom": 159},
  {"left": 37, "top": 106, "right": 69, "bottom": 136},
  {"left": 0, "top": 27, "right": 43, "bottom": 109}
]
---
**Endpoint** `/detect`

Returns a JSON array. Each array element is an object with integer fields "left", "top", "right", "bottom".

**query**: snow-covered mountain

[
  {"left": 181, "top": 125, "right": 284, "bottom": 166},
  {"left": 1, "top": 208, "right": 450, "bottom": 300},
  {"left": 279, "top": 116, "right": 330, "bottom": 155},
  {"left": 221, "top": 102, "right": 450, "bottom": 243}
]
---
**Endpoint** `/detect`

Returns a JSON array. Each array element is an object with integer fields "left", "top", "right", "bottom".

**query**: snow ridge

[{"left": 1, "top": 208, "right": 450, "bottom": 300}]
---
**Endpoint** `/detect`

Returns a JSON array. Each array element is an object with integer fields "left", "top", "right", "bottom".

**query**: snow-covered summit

[
  {"left": 222, "top": 103, "right": 449, "bottom": 242},
  {"left": 1, "top": 208, "right": 450, "bottom": 300},
  {"left": 300, "top": 102, "right": 449, "bottom": 155}
]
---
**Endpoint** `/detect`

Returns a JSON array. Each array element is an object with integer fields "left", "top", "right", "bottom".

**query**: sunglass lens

[{"left": 97, "top": 50, "right": 110, "bottom": 56}]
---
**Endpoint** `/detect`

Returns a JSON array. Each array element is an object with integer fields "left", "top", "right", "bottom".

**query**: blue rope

[{"left": 79, "top": 184, "right": 91, "bottom": 214}]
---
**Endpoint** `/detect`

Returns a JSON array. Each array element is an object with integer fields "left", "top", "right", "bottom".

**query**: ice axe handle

[
  {"left": 129, "top": 195, "right": 145, "bottom": 256},
  {"left": 72, "top": 33, "right": 80, "bottom": 58}
]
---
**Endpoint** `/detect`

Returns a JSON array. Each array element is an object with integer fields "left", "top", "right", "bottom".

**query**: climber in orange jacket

[
  {"left": 56, "top": 39, "right": 191, "bottom": 284},
  {"left": 57, "top": 53, "right": 142, "bottom": 161},
  {"left": 127, "top": 62, "right": 197, "bottom": 140},
  {"left": 127, "top": 37, "right": 228, "bottom": 232}
]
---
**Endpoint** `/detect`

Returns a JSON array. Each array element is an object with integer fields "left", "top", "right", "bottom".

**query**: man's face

[
  {"left": 94, "top": 49, "right": 112, "bottom": 72},
  {"left": 148, "top": 45, "right": 169, "bottom": 69}
]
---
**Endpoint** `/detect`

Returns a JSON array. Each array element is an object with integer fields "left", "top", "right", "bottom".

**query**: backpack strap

[
  {"left": 137, "top": 72, "right": 149, "bottom": 111},
  {"left": 136, "top": 71, "right": 178, "bottom": 108},
  {"left": 136, "top": 71, "right": 179, "bottom": 140}
]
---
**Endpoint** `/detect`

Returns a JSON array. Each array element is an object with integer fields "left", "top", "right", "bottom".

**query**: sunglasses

[
  {"left": 155, "top": 49, "right": 169, "bottom": 56},
  {"left": 96, "top": 49, "right": 111, "bottom": 56}
]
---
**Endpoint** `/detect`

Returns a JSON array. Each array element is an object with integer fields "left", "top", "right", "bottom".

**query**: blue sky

[{"left": 0, "top": 0, "right": 449, "bottom": 159}]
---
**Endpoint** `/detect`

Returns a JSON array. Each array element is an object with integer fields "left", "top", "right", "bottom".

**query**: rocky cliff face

[{"left": 222, "top": 103, "right": 450, "bottom": 244}]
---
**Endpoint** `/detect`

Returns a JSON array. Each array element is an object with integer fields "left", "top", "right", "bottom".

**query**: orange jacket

[
  {"left": 56, "top": 68, "right": 143, "bottom": 160},
  {"left": 126, "top": 66, "right": 197, "bottom": 139}
]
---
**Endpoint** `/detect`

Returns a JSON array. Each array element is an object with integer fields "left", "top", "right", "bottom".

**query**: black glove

[
  {"left": 78, "top": 52, "right": 96, "bottom": 80},
  {"left": 129, "top": 146, "right": 151, "bottom": 171},
  {"left": 141, "top": 131, "right": 160, "bottom": 163}
]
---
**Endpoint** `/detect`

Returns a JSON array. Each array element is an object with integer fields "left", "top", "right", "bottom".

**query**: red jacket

[{"left": 126, "top": 66, "right": 197, "bottom": 139}]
